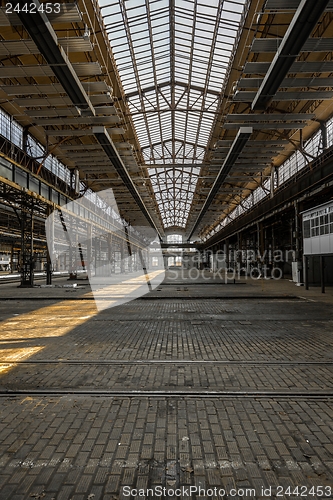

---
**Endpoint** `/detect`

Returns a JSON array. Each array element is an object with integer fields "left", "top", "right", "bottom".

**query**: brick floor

[{"left": 0, "top": 272, "right": 332, "bottom": 499}]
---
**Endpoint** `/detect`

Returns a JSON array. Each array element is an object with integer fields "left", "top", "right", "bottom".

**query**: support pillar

[
  {"left": 293, "top": 201, "right": 302, "bottom": 283},
  {"left": 320, "top": 121, "right": 328, "bottom": 150},
  {"left": 138, "top": 248, "right": 152, "bottom": 291},
  {"left": 320, "top": 255, "right": 325, "bottom": 293},
  {"left": 87, "top": 223, "right": 92, "bottom": 275},
  {"left": 45, "top": 205, "right": 53, "bottom": 285},
  {"left": 19, "top": 193, "right": 34, "bottom": 287},
  {"left": 120, "top": 238, "right": 125, "bottom": 273},
  {"left": 225, "top": 239, "right": 229, "bottom": 270},
  {"left": 68, "top": 214, "right": 77, "bottom": 280},
  {"left": 94, "top": 235, "right": 101, "bottom": 276},
  {"left": 124, "top": 226, "right": 132, "bottom": 272},
  {"left": 303, "top": 255, "right": 309, "bottom": 290},
  {"left": 57, "top": 208, "right": 77, "bottom": 280},
  {"left": 270, "top": 164, "right": 275, "bottom": 199},
  {"left": 257, "top": 222, "right": 265, "bottom": 259},
  {"left": 237, "top": 232, "right": 243, "bottom": 274},
  {"left": 294, "top": 202, "right": 301, "bottom": 259},
  {"left": 107, "top": 232, "right": 113, "bottom": 275},
  {"left": 10, "top": 244, "right": 14, "bottom": 273}
]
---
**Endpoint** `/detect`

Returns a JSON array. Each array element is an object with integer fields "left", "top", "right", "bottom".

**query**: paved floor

[{"left": 0, "top": 271, "right": 332, "bottom": 499}]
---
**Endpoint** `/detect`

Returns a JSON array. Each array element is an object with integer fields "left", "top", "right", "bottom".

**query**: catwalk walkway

[{"left": 0, "top": 271, "right": 332, "bottom": 499}]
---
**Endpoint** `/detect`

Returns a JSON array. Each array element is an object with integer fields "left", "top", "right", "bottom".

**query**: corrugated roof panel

[
  {"left": 2, "top": 83, "right": 112, "bottom": 95},
  {"left": 237, "top": 77, "right": 333, "bottom": 88},
  {"left": 251, "top": 37, "right": 333, "bottom": 53},
  {"left": 0, "top": 37, "right": 93, "bottom": 56},
  {"left": 244, "top": 61, "right": 333, "bottom": 73},
  {"left": 0, "top": 40, "right": 36, "bottom": 55},
  {"left": 233, "top": 91, "right": 333, "bottom": 102},
  {"left": 0, "top": 62, "right": 102, "bottom": 78},
  {"left": 224, "top": 122, "right": 306, "bottom": 129},
  {"left": 225, "top": 113, "right": 315, "bottom": 121}
]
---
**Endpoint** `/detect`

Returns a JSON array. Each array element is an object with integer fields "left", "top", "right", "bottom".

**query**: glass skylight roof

[{"left": 99, "top": 0, "right": 248, "bottom": 228}]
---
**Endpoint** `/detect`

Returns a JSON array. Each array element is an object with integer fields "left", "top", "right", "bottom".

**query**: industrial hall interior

[{"left": 1, "top": 0, "right": 333, "bottom": 498}]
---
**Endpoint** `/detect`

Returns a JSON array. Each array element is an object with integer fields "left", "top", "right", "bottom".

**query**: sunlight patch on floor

[
  {"left": 0, "top": 300, "right": 98, "bottom": 374},
  {"left": 91, "top": 269, "right": 164, "bottom": 310}
]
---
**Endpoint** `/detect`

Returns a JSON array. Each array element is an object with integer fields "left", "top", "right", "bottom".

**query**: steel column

[
  {"left": 107, "top": 232, "right": 113, "bottom": 275},
  {"left": 303, "top": 255, "right": 309, "bottom": 290},
  {"left": 68, "top": 214, "right": 77, "bottom": 280},
  {"left": 87, "top": 223, "right": 92, "bottom": 275},
  {"left": 320, "top": 255, "right": 325, "bottom": 293},
  {"left": 46, "top": 205, "right": 53, "bottom": 285},
  {"left": 19, "top": 193, "right": 34, "bottom": 287}
]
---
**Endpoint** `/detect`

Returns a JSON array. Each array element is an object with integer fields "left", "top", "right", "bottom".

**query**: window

[
  {"left": 303, "top": 220, "right": 310, "bottom": 239},
  {"left": 0, "top": 109, "right": 22, "bottom": 147},
  {"left": 152, "top": 257, "right": 159, "bottom": 267}
]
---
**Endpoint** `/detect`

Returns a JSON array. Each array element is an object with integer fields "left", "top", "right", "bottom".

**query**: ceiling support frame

[
  {"left": 187, "top": 127, "right": 252, "bottom": 240},
  {"left": 93, "top": 127, "right": 162, "bottom": 239},
  {"left": 251, "top": 0, "right": 330, "bottom": 110},
  {"left": 17, "top": 0, "right": 95, "bottom": 115}
]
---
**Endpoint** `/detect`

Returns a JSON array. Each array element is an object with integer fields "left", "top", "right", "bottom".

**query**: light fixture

[
  {"left": 252, "top": 0, "right": 330, "bottom": 110},
  {"left": 187, "top": 127, "right": 252, "bottom": 241}
]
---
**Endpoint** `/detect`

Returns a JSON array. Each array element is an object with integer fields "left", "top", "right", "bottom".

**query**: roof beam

[
  {"left": 187, "top": 127, "right": 252, "bottom": 240},
  {"left": 251, "top": 0, "right": 330, "bottom": 110},
  {"left": 93, "top": 127, "right": 162, "bottom": 239},
  {"left": 17, "top": 0, "right": 95, "bottom": 115},
  {"left": 125, "top": 80, "right": 222, "bottom": 99}
]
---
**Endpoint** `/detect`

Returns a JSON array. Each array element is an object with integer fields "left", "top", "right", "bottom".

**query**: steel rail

[{"left": 0, "top": 389, "right": 332, "bottom": 398}]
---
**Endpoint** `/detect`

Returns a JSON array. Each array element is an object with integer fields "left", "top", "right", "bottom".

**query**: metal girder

[
  {"left": 44, "top": 129, "right": 125, "bottom": 136},
  {"left": 188, "top": 128, "right": 252, "bottom": 240},
  {"left": 251, "top": 37, "right": 333, "bottom": 53},
  {"left": 224, "top": 122, "right": 307, "bottom": 129},
  {"left": 251, "top": 0, "right": 330, "bottom": 110},
  {"left": 244, "top": 61, "right": 333, "bottom": 74},
  {"left": 236, "top": 77, "right": 333, "bottom": 89},
  {"left": 225, "top": 113, "right": 315, "bottom": 122},
  {"left": 265, "top": 0, "right": 333, "bottom": 9},
  {"left": 234, "top": 91, "right": 333, "bottom": 102},
  {"left": 1, "top": 0, "right": 332, "bottom": 244},
  {"left": 93, "top": 127, "right": 162, "bottom": 239},
  {"left": 125, "top": 80, "right": 222, "bottom": 99},
  {"left": 17, "top": 0, "right": 95, "bottom": 115},
  {"left": 19, "top": 192, "right": 34, "bottom": 287},
  {"left": 34, "top": 117, "right": 120, "bottom": 126}
]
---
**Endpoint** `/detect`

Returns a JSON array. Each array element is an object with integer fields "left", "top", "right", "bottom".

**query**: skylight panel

[{"left": 99, "top": 0, "right": 248, "bottom": 229}]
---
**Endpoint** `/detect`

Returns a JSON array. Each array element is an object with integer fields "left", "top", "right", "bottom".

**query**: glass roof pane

[{"left": 99, "top": 0, "right": 248, "bottom": 229}]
